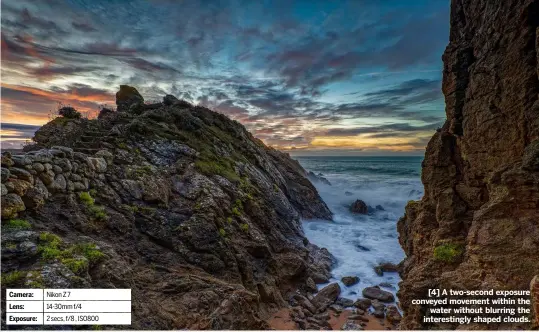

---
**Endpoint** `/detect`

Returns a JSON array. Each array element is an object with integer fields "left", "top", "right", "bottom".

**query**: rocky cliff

[
  {"left": 1, "top": 86, "right": 334, "bottom": 329},
  {"left": 397, "top": 0, "right": 539, "bottom": 329}
]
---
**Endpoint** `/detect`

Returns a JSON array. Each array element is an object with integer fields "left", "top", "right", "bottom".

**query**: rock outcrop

[
  {"left": 1, "top": 86, "right": 333, "bottom": 329},
  {"left": 397, "top": 0, "right": 539, "bottom": 329}
]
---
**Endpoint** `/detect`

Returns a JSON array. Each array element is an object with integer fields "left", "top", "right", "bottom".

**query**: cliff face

[
  {"left": 397, "top": 0, "right": 539, "bottom": 329},
  {"left": 1, "top": 87, "right": 334, "bottom": 329}
]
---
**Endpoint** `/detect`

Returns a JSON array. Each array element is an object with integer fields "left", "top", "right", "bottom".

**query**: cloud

[{"left": 0, "top": 0, "right": 449, "bottom": 153}]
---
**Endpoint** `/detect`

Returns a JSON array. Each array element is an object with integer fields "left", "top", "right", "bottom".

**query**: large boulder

[
  {"left": 350, "top": 199, "right": 368, "bottom": 214},
  {"left": 362, "top": 286, "right": 394, "bottom": 302},
  {"left": 116, "top": 85, "right": 144, "bottom": 112},
  {"left": 312, "top": 283, "right": 341, "bottom": 310}
]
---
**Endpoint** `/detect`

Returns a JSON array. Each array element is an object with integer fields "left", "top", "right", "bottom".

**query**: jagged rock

[
  {"left": 1, "top": 193, "right": 25, "bottom": 218},
  {"left": 341, "top": 276, "right": 359, "bottom": 286},
  {"left": 350, "top": 199, "right": 368, "bottom": 214},
  {"left": 397, "top": 0, "right": 539, "bottom": 329},
  {"left": 353, "top": 298, "right": 371, "bottom": 310},
  {"left": 291, "top": 294, "right": 317, "bottom": 314},
  {"left": 375, "top": 204, "right": 384, "bottom": 211},
  {"left": 362, "top": 286, "right": 394, "bottom": 302},
  {"left": 312, "top": 283, "right": 341, "bottom": 310}
]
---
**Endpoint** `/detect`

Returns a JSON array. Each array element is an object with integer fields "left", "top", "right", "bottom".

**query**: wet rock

[
  {"left": 348, "top": 314, "right": 368, "bottom": 322},
  {"left": 374, "top": 262, "right": 399, "bottom": 276},
  {"left": 353, "top": 298, "right": 372, "bottom": 310},
  {"left": 312, "top": 282, "right": 341, "bottom": 310},
  {"left": 350, "top": 199, "right": 368, "bottom": 214},
  {"left": 328, "top": 304, "right": 343, "bottom": 314},
  {"left": 362, "top": 286, "right": 394, "bottom": 302},
  {"left": 292, "top": 294, "right": 317, "bottom": 314},
  {"left": 386, "top": 305, "right": 402, "bottom": 325},
  {"left": 1, "top": 193, "right": 26, "bottom": 218},
  {"left": 341, "top": 276, "right": 359, "bottom": 286},
  {"left": 336, "top": 297, "right": 354, "bottom": 307}
]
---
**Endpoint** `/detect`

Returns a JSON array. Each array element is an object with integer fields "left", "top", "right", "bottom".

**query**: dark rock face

[
  {"left": 350, "top": 199, "right": 368, "bottom": 214},
  {"left": 1, "top": 86, "right": 333, "bottom": 329},
  {"left": 116, "top": 84, "right": 144, "bottom": 112},
  {"left": 397, "top": 0, "right": 539, "bottom": 329}
]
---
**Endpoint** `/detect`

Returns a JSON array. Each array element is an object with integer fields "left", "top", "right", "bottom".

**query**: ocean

[{"left": 295, "top": 156, "right": 424, "bottom": 301}]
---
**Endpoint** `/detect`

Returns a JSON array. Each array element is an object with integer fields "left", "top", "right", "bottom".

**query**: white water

[{"left": 297, "top": 156, "right": 423, "bottom": 301}]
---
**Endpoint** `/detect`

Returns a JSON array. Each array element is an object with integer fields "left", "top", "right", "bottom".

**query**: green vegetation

[
  {"left": 122, "top": 204, "right": 139, "bottom": 213},
  {"left": 240, "top": 223, "right": 249, "bottom": 232},
  {"left": 195, "top": 158, "right": 240, "bottom": 182},
  {"left": 38, "top": 232, "right": 105, "bottom": 274},
  {"left": 79, "top": 192, "right": 108, "bottom": 221},
  {"left": 433, "top": 243, "right": 463, "bottom": 262},
  {"left": 273, "top": 184, "right": 279, "bottom": 193},
  {"left": 61, "top": 258, "right": 88, "bottom": 274},
  {"left": 1, "top": 271, "right": 26, "bottom": 286},
  {"left": 231, "top": 199, "right": 243, "bottom": 216},
  {"left": 2, "top": 219, "right": 31, "bottom": 230},
  {"left": 227, "top": 217, "right": 233, "bottom": 224},
  {"left": 218, "top": 228, "right": 226, "bottom": 237},
  {"left": 117, "top": 142, "right": 128, "bottom": 150},
  {"left": 79, "top": 192, "right": 95, "bottom": 205}
]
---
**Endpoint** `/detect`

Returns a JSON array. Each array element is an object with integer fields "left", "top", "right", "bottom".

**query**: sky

[{"left": 1, "top": 0, "right": 450, "bottom": 155}]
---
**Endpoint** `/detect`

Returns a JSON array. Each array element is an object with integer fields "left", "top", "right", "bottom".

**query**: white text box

[
  {"left": 6, "top": 289, "right": 43, "bottom": 301},
  {"left": 44, "top": 300, "right": 131, "bottom": 313},
  {"left": 6, "top": 313, "right": 43, "bottom": 325},
  {"left": 43, "top": 289, "right": 131, "bottom": 301},
  {"left": 44, "top": 312, "right": 131, "bottom": 325},
  {"left": 6, "top": 301, "right": 43, "bottom": 312}
]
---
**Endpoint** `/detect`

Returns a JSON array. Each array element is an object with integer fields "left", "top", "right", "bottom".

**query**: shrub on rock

[{"left": 58, "top": 106, "right": 81, "bottom": 119}]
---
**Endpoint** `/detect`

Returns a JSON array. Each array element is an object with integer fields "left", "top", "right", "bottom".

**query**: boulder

[
  {"left": 98, "top": 107, "right": 114, "bottom": 119},
  {"left": 9, "top": 167, "right": 33, "bottom": 183},
  {"left": 362, "top": 286, "right": 394, "bottom": 302},
  {"left": 374, "top": 262, "right": 399, "bottom": 276},
  {"left": 353, "top": 298, "right": 372, "bottom": 310},
  {"left": 116, "top": 85, "right": 144, "bottom": 112},
  {"left": 350, "top": 199, "right": 368, "bottom": 214},
  {"left": 8, "top": 179, "right": 33, "bottom": 196},
  {"left": 341, "top": 276, "right": 359, "bottom": 286},
  {"left": 312, "top": 282, "right": 341, "bottom": 310},
  {"left": 1, "top": 193, "right": 26, "bottom": 218},
  {"left": 163, "top": 94, "right": 179, "bottom": 106},
  {"left": 335, "top": 297, "right": 354, "bottom": 307}
]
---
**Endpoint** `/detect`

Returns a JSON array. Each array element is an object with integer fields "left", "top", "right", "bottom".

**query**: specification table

[{"left": 6, "top": 289, "right": 131, "bottom": 326}]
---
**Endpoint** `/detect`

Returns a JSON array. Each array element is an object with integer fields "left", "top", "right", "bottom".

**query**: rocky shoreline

[{"left": 1, "top": 85, "right": 336, "bottom": 329}]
